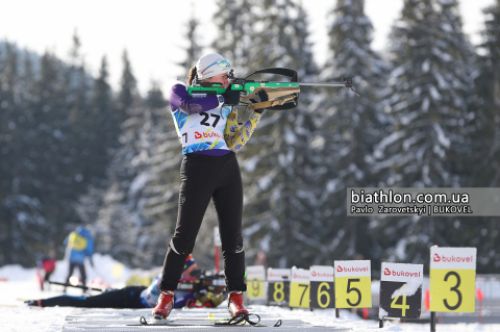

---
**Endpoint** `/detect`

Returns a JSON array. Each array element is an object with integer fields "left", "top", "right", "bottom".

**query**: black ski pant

[
  {"left": 65, "top": 262, "right": 87, "bottom": 287},
  {"left": 160, "top": 152, "right": 246, "bottom": 292},
  {"left": 39, "top": 286, "right": 146, "bottom": 308},
  {"left": 44, "top": 270, "right": 53, "bottom": 282}
]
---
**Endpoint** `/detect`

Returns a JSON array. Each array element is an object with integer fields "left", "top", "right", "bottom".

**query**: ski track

[{"left": 2, "top": 260, "right": 500, "bottom": 331}]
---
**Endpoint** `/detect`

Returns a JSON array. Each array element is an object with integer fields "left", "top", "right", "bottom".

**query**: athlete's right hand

[
  {"left": 249, "top": 89, "right": 268, "bottom": 103},
  {"left": 222, "top": 88, "right": 240, "bottom": 105}
]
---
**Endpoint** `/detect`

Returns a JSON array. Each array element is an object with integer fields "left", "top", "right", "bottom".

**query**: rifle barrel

[{"left": 299, "top": 82, "right": 347, "bottom": 88}]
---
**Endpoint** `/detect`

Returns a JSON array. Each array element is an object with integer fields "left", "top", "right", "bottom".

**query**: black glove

[
  {"left": 249, "top": 89, "right": 268, "bottom": 103},
  {"left": 222, "top": 87, "right": 240, "bottom": 106},
  {"left": 249, "top": 89, "right": 268, "bottom": 113}
]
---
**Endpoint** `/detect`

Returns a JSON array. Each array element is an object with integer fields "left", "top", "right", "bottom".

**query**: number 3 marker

[{"left": 429, "top": 247, "right": 476, "bottom": 313}]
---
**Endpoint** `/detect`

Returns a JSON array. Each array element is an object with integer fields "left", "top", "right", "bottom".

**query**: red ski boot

[
  {"left": 228, "top": 291, "right": 249, "bottom": 318},
  {"left": 152, "top": 291, "right": 174, "bottom": 320}
]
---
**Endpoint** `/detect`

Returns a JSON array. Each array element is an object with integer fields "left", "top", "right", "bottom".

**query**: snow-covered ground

[{"left": 0, "top": 255, "right": 499, "bottom": 332}]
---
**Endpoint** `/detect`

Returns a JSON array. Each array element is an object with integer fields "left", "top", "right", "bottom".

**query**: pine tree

[
  {"left": 75, "top": 56, "right": 115, "bottom": 228},
  {"left": 134, "top": 82, "right": 181, "bottom": 266},
  {"left": 0, "top": 44, "right": 43, "bottom": 264},
  {"left": 92, "top": 56, "right": 116, "bottom": 173},
  {"left": 64, "top": 32, "right": 94, "bottom": 189},
  {"left": 434, "top": 0, "right": 478, "bottom": 184},
  {"left": 93, "top": 54, "right": 180, "bottom": 267},
  {"left": 212, "top": 0, "right": 256, "bottom": 74},
  {"left": 176, "top": 9, "right": 203, "bottom": 79},
  {"left": 238, "top": 0, "right": 318, "bottom": 267},
  {"left": 8, "top": 48, "right": 80, "bottom": 264},
  {"left": 95, "top": 51, "right": 146, "bottom": 265},
  {"left": 117, "top": 50, "right": 139, "bottom": 120},
  {"left": 478, "top": 0, "right": 500, "bottom": 186},
  {"left": 369, "top": 0, "right": 479, "bottom": 264},
  {"left": 313, "top": 0, "right": 389, "bottom": 264},
  {"left": 471, "top": 0, "right": 500, "bottom": 272},
  {"left": 0, "top": 40, "right": 115, "bottom": 265},
  {"left": 35, "top": 51, "right": 79, "bottom": 242}
]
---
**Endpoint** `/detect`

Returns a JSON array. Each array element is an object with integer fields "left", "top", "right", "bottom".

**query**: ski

[{"left": 130, "top": 314, "right": 282, "bottom": 328}]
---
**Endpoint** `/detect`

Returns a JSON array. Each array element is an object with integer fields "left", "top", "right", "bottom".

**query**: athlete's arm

[
  {"left": 224, "top": 110, "right": 240, "bottom": 140},
  {"left": 224, "top": 111, "right": 262, "bottom": 152},
  {"left": 170, "top": 83, "right": 220, "bottom": 115}
]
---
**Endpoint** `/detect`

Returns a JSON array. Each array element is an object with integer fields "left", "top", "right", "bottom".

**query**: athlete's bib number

[{"left": 200, "top": 112, "right": 220, "bottom": 127}]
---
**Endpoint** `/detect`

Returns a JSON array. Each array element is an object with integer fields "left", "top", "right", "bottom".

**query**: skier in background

[
  {"left": 25, "top": 255, "right": 225, "bottom": 309},
  {"left": 152, "top": 52, "right": 267, "bottom": 321},
  {"left": 64, "top": 225, "right": 94, "bottom": 292}
]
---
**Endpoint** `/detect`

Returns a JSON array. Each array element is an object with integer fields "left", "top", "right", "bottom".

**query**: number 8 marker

[{"left": 266, "top": 268, "right": 290, "bottom": 307}]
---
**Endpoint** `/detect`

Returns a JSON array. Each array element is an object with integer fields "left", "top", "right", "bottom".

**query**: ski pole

[{"left": 47, "top": 280, "right": 113, "bottom": 292}]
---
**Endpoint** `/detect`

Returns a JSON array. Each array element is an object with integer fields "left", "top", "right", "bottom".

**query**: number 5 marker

[{"left": 334, "top": 260, "right": 372, "bottom": 308}]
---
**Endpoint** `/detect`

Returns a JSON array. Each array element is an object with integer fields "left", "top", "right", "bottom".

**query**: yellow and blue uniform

[
  {"left": 64, "top": 226, "right": 94, "bottom": 289},
  {"left": 66, "top": 226, "right": 93, "bottom": 264},
  {"left": 169, "top": 83, "right": 261, "bottom": 154}
]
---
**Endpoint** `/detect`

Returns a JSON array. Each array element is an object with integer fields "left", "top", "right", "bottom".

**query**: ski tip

[
  {"left": 139, "top": 316, "right": 149, "bottom": 325},
  {"left": 139, "top": 315, "right": 173, "bottom": 326}
]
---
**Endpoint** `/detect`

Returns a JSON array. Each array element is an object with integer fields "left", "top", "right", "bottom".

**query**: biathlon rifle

[{"left": 187, "top": 68, "right": 356, "bottom": 111}]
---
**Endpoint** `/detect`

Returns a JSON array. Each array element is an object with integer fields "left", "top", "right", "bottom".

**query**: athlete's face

[{"left": 203, "top": 72, "right": 230, "bottom": 89}]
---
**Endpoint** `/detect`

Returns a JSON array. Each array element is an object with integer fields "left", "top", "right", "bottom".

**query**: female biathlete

[{"left": 152, "top": 53, "right": 265, "bottom": 321}]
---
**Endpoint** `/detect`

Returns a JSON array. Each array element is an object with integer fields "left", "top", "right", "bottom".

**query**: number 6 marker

[{"left": 310, "top": 265, "right": 335, "bottom": 309}]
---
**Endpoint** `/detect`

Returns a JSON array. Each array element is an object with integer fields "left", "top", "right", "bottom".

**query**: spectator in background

[
  {"left": 36, "top": 248, "right": 57, "bottom": 291},
  {"left": 64, "top": 225, "right": 94, "bottom": 292},
  {"left": 254, "top": 250, "right": 267, "bottom": 267}
]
